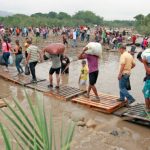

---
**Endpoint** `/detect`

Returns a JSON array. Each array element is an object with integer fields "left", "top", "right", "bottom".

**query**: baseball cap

[
  {"left": 118, "top": 43, "right": 126, "bottom": 49},
  {"left": 130, "top": 45, "right": 136, "bottom": 53}
]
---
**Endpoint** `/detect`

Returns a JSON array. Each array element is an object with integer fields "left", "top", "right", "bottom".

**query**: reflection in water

[
  {"left": 0, "top": 78, "right": 11, "bottom": 98},
  {"left": 16, "top": 85, "right": 25, "bottom": 101},
  {"left": 78, "top": 82, "right": 87, "bottom": 91},
  {"left": 61, "top": 74, "right": 69, "bottom": 85}
]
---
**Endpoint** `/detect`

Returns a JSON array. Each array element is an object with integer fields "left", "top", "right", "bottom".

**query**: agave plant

[{"left": 0, "top": 90, "right": 75, "bottom": 150}]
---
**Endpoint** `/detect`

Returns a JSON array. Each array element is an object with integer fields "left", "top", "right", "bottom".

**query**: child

[{"left": 79, "top": 60, "right": 88, "bottom": 85}]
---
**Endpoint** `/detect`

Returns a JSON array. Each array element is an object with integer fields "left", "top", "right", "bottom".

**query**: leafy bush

[{"left": 0, "top": 91, "right": 75, "bottom": 150}]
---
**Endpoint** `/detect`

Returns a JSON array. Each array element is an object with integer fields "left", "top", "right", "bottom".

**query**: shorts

[
  {"left": 143, "top": 80, "right": 150, "bottom": 99},
  {"left": 89, "top": 71, "right": 99, "bottom": 85},
  {"left": 63, "top": 40, "right": 68, "bottom": 45},
  {"left": 80, "top": 80, "right": 87, "bottom": 85},
  {"left": 49, "top": 67, "right": 61, "bottom": 75}
]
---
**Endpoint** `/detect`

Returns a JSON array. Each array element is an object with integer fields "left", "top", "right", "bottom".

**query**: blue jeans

[
  {"left": 3, "top": 52, "right": 10, "bottom": 67},
  {"left": 72, "top": 39, "right": 77, "bottom": 48},
  {"left": 15, "top": 54, "right": 23, "bottom": 73},
  {"left": 119, "top": 74, "right": 135, "bottom": 102},
  {"left": 29, "top": 61, "right": 38, "bottom": 80}
]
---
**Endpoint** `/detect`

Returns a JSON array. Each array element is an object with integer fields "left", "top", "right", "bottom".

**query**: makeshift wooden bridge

[
  {"left": 123, "top": 104, "right": 150, "bottom": 126},
  {"left": 72, "top": 92, "right": 127, "bottom": 114},
  {"left": 0, "top": 66, "right": 46, "bottom": 86},
  {"left": 45, "top": 85, "right": 87, "bottom": 101},
  {"left": 0, "top": 66, "right": 126, "bottom": 114}
]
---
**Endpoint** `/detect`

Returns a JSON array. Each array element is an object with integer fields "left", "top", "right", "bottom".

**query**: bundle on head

[{"left": 43, "top": 43, "right": 65, "bottom": 55}]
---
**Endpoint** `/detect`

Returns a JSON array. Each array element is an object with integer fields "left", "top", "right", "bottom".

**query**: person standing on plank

[
  {"left": 42, "top": 43, "right": 65, "bottom": 89},
  {"left": 48, "top": 54, "right": 61, "bottom": 89},
  {"left": 117, "top": 44, "right": 136, "bottom": 105},
  {"left": 78, "top": 45, "right": 100, "bottom": 101},
  {"left": 26, "top": 39, "right": 42, "bottom": 83}
]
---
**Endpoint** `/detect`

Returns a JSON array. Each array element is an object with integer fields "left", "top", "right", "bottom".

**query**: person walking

[
  {"left": 78, "top": 45, "right": 100, "bottom": 101},
  {"left": 2, "top": 37, "right": 12, "bottom": 71},
  {"left": 117, "top": 44, "right": 136, "bottom": 105},
  {"left": 72, "top": 29, "right": 77, "bottom": 48},
  {"left": 13, "top": 40, "right": 23, "bottom": 74},
  {"left": 26, "top": 40, "right": 42, "bottom": 82}
]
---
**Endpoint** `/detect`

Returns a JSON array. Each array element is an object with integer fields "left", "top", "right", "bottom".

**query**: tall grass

[{"left": 0, "top": 91, "right": 75, "bottom": 150}]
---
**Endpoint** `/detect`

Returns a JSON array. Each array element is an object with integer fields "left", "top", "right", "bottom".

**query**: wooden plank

[
  {"left": 123, "top": 104, "right": 150, "bottom": 125},
  {"left": 24, "top": 79, "right": 46, "bottom": 86},
  {"left": 113, "top": 107, "right": 128, "bottom": 117},
  {"left": 65, "top": 91, "right": 87, "bottom": 100},
  {"left": 123, "top": 113, "right": 150, "bottom": 122},
  {"left": 72, "top": 92, "right": 127, "bottom": 114},
  {"left": 0, "top": 99, "right": 7, "bottom": 108},
  {"left": 44, "top": 86, "right": 86, "bottom": 101}
]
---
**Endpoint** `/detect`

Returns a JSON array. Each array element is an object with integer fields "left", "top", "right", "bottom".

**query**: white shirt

[{"left": 73, "top": 31, "right": 77, "bottom": 40}]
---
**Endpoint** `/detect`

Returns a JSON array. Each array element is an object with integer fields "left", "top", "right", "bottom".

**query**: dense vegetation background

[{"left": 0, "top": 10, "right": 149, "bottom": 35}]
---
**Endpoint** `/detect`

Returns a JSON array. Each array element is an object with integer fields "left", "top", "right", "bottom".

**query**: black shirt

[{"left": 60, "top": 55, "right": 70, "bottom": 73}]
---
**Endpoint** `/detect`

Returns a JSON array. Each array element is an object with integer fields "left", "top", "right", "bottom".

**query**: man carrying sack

[
  {"left": 78, "top": 42, "right": 102, "bottom": 101},
  {"left": 42, "top": 43, "right": 65, "bottom": 89}
]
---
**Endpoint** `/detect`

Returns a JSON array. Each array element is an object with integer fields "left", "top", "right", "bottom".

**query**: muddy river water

[{"left": 0, "top": 46, "right": 149, "bottom": 150}]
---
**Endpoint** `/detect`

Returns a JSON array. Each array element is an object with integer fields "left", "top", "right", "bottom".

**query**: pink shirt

[
  {"left": 2, "top": 42, "right": 11, "bottom": 52},
  {"left": 85, "top": 54, "right": 99, "bottom": 73}
]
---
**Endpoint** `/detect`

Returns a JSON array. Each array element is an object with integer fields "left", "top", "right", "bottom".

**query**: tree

[
  {"left": 48, "top": 11, "right": 57, "bottom": 18},
  {"left": 73, "top": 11, "right": 103, "bottom": 25},
  {"left": 57, "top": 12, "right": 71, "bottom": 20},
  {"left": 134, "top": 14, "right": 150, "bottom": 35}
]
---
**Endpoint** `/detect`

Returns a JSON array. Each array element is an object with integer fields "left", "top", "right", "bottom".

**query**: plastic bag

[
  {"left": 0, "top": 55, "right": 6, "bottom": 65},
  {"left": 25, "top": 64, "right": 30, "bottom": 75},
  {"left": 85, "top": 42, "right": 102, "bottom": 57},
  {"left": 142, "top": 48, "right": 150, "bottom": 63},
  {"left": 8, "top": 55, "right": 13, "bottom": 65}
]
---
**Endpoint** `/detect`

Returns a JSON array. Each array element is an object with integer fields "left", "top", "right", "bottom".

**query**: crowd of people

[{"left": 0, "top": 25, "right": 150, "bottom": 111}]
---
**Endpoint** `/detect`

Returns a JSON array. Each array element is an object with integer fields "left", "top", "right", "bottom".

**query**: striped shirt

[{"left": 27, "top": 45, "right": 40, "bottom": 63}]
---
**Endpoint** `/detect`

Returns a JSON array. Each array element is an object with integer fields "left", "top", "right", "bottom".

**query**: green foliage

[
  {"left": 48, "top": 11, "right": 58, "bottom": 18},
  {"left": 0, "top": 10, "right": 138, "bottom": 28},
  {"left": 0, "top": 91, "right": 75, "bottom": 150},
  {"left": 134, "top": 14, "right": 150, "bottom": 35},
  {"left": 0, "top": 11, "right": 103, "bottom": 27},
  {"left": 73, "top": 10, "right": 103, "bottom": 25},
  {"left": 104, "top": 20, "right": 135, "bottom": 28},
  {"left": 57, "top": 12, "right": 71, "bottom": 20}
]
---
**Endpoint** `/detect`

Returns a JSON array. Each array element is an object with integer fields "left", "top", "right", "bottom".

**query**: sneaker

[
  {"left": 84, "top": 93, "right": 90, "bottom": 98},
  {"left": 128, "top": 99, "right": 135, "bottom": 105},
  {"left": 55, "top": 86, "right": 59, "bottom": 89},
  {"left": 48, "top": 84, "right": 53, "bottom": 88},
  {"left": 116, "top": 98, "right": 125, "bottom": 102},
  {"left": 91, "top": 96, "right": 100, "bottom": 102},
  {"left": 30, "top": 79, "right": 37, "bottom": 83}
]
